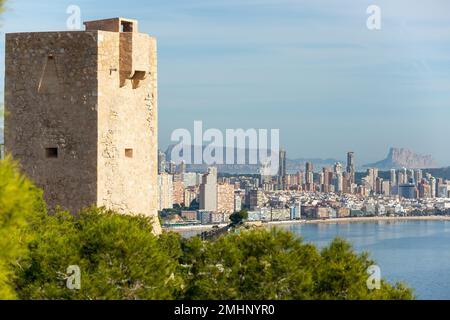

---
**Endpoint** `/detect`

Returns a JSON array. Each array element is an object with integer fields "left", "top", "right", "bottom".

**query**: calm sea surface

[{"left": 178, "top": 220, "right": 450, "bottom": 299}]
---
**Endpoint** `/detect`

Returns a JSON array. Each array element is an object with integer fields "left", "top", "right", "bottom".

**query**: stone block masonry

[{"left": 5, "top": 18, "right": 161, "bottom": 234}]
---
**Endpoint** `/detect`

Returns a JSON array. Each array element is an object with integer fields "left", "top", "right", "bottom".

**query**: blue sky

[{"left": 1, "top": 0, "right": 450, "bottom": 165}]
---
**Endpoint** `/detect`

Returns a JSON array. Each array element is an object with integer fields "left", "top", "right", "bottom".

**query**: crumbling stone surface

[{"left": 5, "top": 18, "right": 161, "bottom": 234}]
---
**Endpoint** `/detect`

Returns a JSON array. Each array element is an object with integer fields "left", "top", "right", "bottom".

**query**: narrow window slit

[
  {"left": 125, "top": 148, "right": 133, "bottom": 158},
  {"left": 45, "top": 147, "right": 58, "bottom": 158}
]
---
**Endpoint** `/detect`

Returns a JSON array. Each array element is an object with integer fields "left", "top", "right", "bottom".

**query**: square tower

[{"left": 4, "top": 18, "right": 160, "bottom": 233}]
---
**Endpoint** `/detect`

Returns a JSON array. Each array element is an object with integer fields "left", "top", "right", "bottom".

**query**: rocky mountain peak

[{"left": 365, "top": 147, "right": 438, "bottom": 169}]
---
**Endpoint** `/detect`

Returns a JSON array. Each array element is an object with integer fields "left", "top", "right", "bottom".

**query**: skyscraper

[
  {"left": 375, "top": 177, "right": 383, "bottom": 194},
  {"left": 246, "top": 188, "right": 264, "bottom": 210},
  {"left": 334, "top": 162, "right": 343, "bottom": 175},
  {"left": 179, "top": 160, "right": 186, "bottom": 174},
  {"left": 158, "top": 173, "right": 174, "bottom": 210},
  {"left": 430, "top": 177, "right": 437, "bottom": 198},
  {"left": 335, "top": 173, "right": 344, "bottom": 193},
  {"left": 414, "top": 169, "right": 423, "bottom": 184},
  {"left": 199, "top": 167, "right": 218, "bottom": 211},
  {"left": 322, "top": 167, "right": 332, "bottom": 193},
  {"left": 408, "top": 169, "right": 415, "bottom": 184},
  {"left": 382, "top": 180, "right": 391, "bottom": 196},
  {"left": 398, "top": 171, "right": 405, "bottom": 185},
  {"left": 297, "top": 171, "right": 304, "bottom": 187},
  {"left": 399, "top": 168, "right": 408, "bottom": 185},
  {"left": 217, "top": 183, "right": 235, "bottom": 214},
  {"left": 172, "top": 179, "right": 185, "bottom": 206},
  {"left": 346, "top": 152, "right": 355, "bottom": 183},
  {"left": 390, "top": 169, "right": 397, "bottom": 186},
  {"left": 158, "top": 150, "right": 167, "bottom": 174},
  {"left": 366, "top": 168, "right": 378, "bottom": 192},
  {"left": 259, "top": 160, "right": 272, "bottom": 186},
  {"left": 168, "top": 160, "right": 176, "bottom": 175},
  {"left": 305, "top": 162, "right": 314, "bottom": 190},
  {"left": 305, "top": 162, "right": 313, "bottom": 174},
  {"left": 278, "top": 148, "right": 287, "bottom": 189}
]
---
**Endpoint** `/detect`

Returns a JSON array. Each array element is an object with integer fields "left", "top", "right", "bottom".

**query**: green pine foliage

[
  {"left": 15, "top": 208, "right": 183, "bottom": 299},
  {"left": 0, "top": 157, "right": 45, "bottom": 299},
  {"left": 229, "top": 210, "right": 249, "bottom": 225},
  {"left": 14, "top": 211, "right": 414, "bottom": 299},
  {"left": 180, "top": 228, "right": 414, "bottom": 300}
]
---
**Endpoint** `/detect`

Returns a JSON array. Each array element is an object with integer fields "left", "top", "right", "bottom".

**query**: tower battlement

[{"left": 84, "top": 17, "right": 138, "bottom": 33}]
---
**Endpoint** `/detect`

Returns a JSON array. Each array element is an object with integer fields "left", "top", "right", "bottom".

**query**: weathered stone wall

[
  {"left": 97, "top": 30, "right": 160, "bottom": 233},
  {"left": 5, "top": 31, "right": 99, "bottom": 212},
  {"left": 85, "top": 18, "right": 138, "bottom": 33},
  {"left": 5, "top": 20, "right": 161, "bottom": 233}
]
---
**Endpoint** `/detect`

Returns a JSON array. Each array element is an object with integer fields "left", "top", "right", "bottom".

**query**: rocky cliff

[{"left": 364, "top": 147, "right": 438, "bottom": 169}]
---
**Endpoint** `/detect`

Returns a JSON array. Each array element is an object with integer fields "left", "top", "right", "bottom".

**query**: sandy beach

[
  {"left": 269, "top": 215, "right": 450, "bottom": 225},
  {"left": 165, "top": 223, "right": 228, "bottom": 233},
  {"left": 165, "top": 215, "right": 450, "bottom": 232}
]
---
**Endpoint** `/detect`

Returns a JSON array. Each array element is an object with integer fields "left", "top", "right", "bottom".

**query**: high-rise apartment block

[
  {"left": 158, "top": 173, "right": 173, "bottom": 210},
  {"left": 199, "top": 167, "right": 218, "bottom": 211},
  {"left": 278, "top": 148, "right": 287, "bottom": 189},
  {"left": 217, "top": 183, "right": 235, "bottom": 214},
  {"left": 390, "top": 169, "right": 397, "bottom": 186},
  {"left": 172, "top": 180, "right": 185, "bottom": 206},
  {"left": 158, "top": 150, "right": 166, "bottom": 174},
  {"left": 334, "top": 162, "right": 343, "bottom": 175},
  {"left": 246, "top": 188, "right": 264, "bottom": 210},
  {"left": 346, "top": 151, "right": 355, "bottom": 183},
  {"left": 178, "top": 160, "right": 186, "bottom": 174}
]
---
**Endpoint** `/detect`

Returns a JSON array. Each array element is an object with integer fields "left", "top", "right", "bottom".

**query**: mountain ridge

[
  {"left": 363, "top": 147, "right": 438, "bottom": 170},
  {"left": 164, "top": 144, "right": 443, "bottom": 174}
]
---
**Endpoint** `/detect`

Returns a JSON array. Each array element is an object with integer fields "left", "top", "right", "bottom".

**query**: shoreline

[
  {"left": 269, "top": 215, "right": 450, "bottom": 226},
  {"left": 164, "top": 223, "right": 228, "bottom": 233},
  {"left": 164, "top": 215, "right": 450, "bottom": 232}
]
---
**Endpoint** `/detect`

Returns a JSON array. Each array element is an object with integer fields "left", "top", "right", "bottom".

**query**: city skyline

[
  {"left": 1, "top": 0, "right": 450, "bottom": 165},
  {"left": 160, "top": 144, "right": 444, "bottom": 172}
]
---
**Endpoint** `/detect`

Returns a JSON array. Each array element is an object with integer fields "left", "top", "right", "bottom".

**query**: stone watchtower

[{"left": 4, "top": 18, "right": 160, "bottom": 233}]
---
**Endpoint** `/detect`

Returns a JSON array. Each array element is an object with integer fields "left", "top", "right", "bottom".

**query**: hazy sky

[{"left": 1, "top": 0, "right": 450, "bottom": 165}]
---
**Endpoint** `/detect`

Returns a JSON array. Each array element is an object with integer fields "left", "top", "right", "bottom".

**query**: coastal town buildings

[{"left": 159, "top": 150, "right": 450, "bottom": 227}]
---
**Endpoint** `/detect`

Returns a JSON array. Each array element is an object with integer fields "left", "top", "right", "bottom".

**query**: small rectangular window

[
  {"left": 45, "top": 147, "right": 58, "bottom": 158},
  {"left": 125, "top": 148, "right": 133, "bottom": 158},
  {"left": 120, "top": 21, "right": 133, "bottom": 32}
]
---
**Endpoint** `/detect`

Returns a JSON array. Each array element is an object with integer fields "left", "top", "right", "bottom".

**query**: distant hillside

[
  {"left": 164, "top": 144, "right": 340, "bottom": 174},
  {"left": 364, "top": 147, "right": 438, "bottom": 170},
  {"left": 287, "top": 158, "right": 342, "bottom": 173},
  {"left": 423, "top": 167, "right": 450, "bottom": 181},
  {"left": 356, "top": 167, "right": 450, "bottom": 183},
  {"left": 164, "top": 144, "right": 445, "bottom": 175}
]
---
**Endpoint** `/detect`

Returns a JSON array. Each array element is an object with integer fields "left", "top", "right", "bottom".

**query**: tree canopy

[
  {"left": 0, "top": 157, "right": 45, "bottom": 299},
  {"left": 229, "top": 210, "right": 249, "bottom": 225},
  {"left": 14, "top": 208, "right": 413, "bottom": 299},
  {"left": 180, "top": 228, "right": 413, "bottom": 300},
  {"left": 15, "top": 208, "right": 183, "bottom": 299}
]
